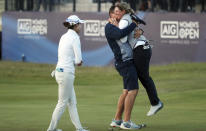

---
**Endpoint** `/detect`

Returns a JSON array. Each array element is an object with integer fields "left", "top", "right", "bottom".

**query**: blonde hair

[{"left": 115, "top": 2, "right": 135, "bottom": 14}]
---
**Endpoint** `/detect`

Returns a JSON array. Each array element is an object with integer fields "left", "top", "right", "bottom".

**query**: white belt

[{"left": 134, "top": 40, "right": 146, "bottom": 49}]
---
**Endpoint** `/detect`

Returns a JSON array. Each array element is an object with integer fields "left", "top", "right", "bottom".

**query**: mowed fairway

[{"left": 0, "top": 61, "right": 206, "bottom": 131}]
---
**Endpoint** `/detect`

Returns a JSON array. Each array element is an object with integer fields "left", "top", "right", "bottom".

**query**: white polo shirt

[
  {"left": 56, "top": 29, "right": 82, "bottom": 74},
  {"left": 119, "top": 19, "right": 129, "bottom": 43}
]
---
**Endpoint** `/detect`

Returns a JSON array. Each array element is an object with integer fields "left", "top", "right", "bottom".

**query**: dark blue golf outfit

[
  {"left": 133, "top": 44, "right": 160, "bottom": 105},
  {"left": 105, "top": 22, "right": 139, "bottom": 91}
]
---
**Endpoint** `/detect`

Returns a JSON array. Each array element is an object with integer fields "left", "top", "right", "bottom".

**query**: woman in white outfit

[{"left": 47, "top": 15, "right": 89, "bottom": 131}]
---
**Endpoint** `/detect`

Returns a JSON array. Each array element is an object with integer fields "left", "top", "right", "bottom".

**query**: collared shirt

[{"left": 56, "top": 29, "right": 82, "bottom": 74}]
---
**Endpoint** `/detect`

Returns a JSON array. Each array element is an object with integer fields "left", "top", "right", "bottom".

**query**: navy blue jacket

[{"left": 105, "top": 22, "right": 137, "bottom": 63}]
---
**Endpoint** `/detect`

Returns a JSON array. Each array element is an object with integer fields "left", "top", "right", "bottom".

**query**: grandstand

[
  {"left": 1, "top": 0, "right": 205, "bottom": 13},
  {"left": 0, "top": 0, "right": 206, "bottom": 64},
  {"left": 0, "top": 0, "right": 205, "bottom": 31}
]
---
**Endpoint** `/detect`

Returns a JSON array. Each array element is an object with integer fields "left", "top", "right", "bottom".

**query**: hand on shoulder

[{"left": 108, "top": 18, "right": 118, "bottom": 27}]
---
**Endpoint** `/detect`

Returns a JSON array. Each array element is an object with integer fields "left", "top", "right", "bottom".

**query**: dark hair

[
  {"left": 63, "top": 22, "right": 75, "bottom": 29},
  {"left": 109, "top": 5, "right": 115, "bottom": 17}
]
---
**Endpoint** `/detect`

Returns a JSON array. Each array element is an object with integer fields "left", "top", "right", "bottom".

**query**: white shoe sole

[
  {"left": 147, "top": 103, "right": 163, "bottom": 116},
  {"left": 110, "top": 123, "right": 121, "bottom": 128},
  {"left": 120, "top": 125, "right": 142, "bottom": 130}
]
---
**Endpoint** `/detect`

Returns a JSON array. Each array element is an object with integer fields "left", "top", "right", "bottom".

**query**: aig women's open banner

[{"left": 2, "top": 12, "right": 206, "bottom": 66}]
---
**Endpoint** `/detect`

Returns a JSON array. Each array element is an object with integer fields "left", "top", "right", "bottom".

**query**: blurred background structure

[
  {"left": 0, "top": 0, "right": 206, "bottom": 65},
  {"left": 1, "top": 0, "right": 206, "bottom": 13}
]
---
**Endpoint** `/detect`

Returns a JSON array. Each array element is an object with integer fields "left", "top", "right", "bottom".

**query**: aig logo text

[
  {"left": 84, "top": 20, "right": 107, "bottom": 37},
  {"left": 161, "top": 21, "right": 178, "bottom": 38},
  {"left": 17, "top": 19, "right": 47, "bottom": 35},
  {"left": 160, "top": 21, "right": 199, "bottom": 39}
]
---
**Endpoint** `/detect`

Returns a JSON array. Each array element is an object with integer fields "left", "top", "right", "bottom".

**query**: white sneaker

[
  {"left": 147, "top": 101, "right": 163, "bottom": 116},
  {"left": 54, "top": 129, "right": 62, "bottom": 131},
  {"left": 76, "top": 128, "right": 90, "bottom": 131},
  {"left": 110, "top": 119, "right": 122, "bottom": 127},
  {"left": 120, "top": 121, "right": 141, "bottom": 130},
  {"left": 47, "top": 129, "right": 62, "bottom": 131}
]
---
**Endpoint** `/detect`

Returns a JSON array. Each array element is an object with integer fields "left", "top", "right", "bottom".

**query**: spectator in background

[
  {"left": 15, "top": 0, "right": 24, "bottom": 11},
  {"left": 139, "top": 0, "right": 149, "bottom": 11},
  {"left": 161, "top": 0, "right": 168, "bottom": 11},
  {"left": 201, "top": 0, "right": 205, "bottom": 12},
  {"left": 112, "top": 0, "right": 121, "bottom": 5},
  {"left": 49, "top": 0, "right": 55, "bottom": 11},
  {"left": 27, "top": 0, "right": 34, "bottom": 11},
  {"left": 36, "top": 0, "right": 49, "bottom": 11},
  {"left": 170, "top": 0, "right": 179, "bottom": 12},
  {"left": 128, "top": 0, "right": 137, "bottom": 12},
  {"left": 150, "top": 0, "right": 168, "bottom": 11},
  {"left": 156, "top": 0, "right": 168, "bottom": 11},
  {"left": 180, "top": 0, "right": 195, "bottom": 12}
]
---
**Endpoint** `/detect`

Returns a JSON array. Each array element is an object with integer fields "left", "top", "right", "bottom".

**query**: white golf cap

[{"left": 65, "top": 15, "right": 84, "bottom": 25}]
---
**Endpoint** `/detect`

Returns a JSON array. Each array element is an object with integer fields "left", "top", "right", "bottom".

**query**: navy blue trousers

[{"left": 133, "top": 45, "right": 160, "bottom": 106}]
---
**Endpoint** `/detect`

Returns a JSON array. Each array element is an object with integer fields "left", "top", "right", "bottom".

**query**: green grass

[{"left": 0, "top": 61, "right": 206, "bottom": 131}]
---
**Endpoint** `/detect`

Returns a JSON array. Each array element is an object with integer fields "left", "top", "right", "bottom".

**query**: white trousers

[{"left": 47, "top": 71, "right": 82, "bottom": 131}]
